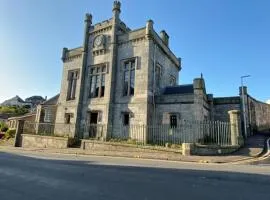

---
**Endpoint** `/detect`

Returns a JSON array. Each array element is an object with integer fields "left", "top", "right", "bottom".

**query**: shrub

[
  {"left": 0, "top": 122, "right": 8, "bottom": 132},
  {"left": 1, "top": 127, "right": 8, "bottom": 132},
  {"left": 3, "top": 129, "right": 16, "bottom": 139}
]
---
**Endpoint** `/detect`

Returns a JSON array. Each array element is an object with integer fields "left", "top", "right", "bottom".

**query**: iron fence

[
  {"left": 85, "top": 120, "right": 232, "bottom": 147},
  {"left": 23, "top": 121, "right": 74, "bottom": 137},
  {"left": 22, "top": 120, "right": 232, "bottom": 146}
]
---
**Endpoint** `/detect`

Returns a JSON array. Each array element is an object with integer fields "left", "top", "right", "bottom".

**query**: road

[
  {"left": 251, "top": 136, "right": 270, "bottom": 165},
  {"left": 0, "top": 151, "right": 270, "bottom": 200}
]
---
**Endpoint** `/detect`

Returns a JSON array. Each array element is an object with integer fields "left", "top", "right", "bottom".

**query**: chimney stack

[{"left": 160, "top": 30, "right": 169, "bottom": 46}]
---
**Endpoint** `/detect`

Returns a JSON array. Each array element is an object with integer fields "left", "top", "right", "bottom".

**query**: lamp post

[{"left": 241, "top": 75, "right": 250, "bottom": 138}]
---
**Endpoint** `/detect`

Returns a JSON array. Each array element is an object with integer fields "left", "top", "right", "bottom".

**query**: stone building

[
  {"left": 50, "top": 1, "right": 212, "bottom": 139},
  {"left": 35, "top": 1, "right": 270, "bottom": 140},
  {"left": 0, "top": 95, "right": 32, "bottom": 108}
]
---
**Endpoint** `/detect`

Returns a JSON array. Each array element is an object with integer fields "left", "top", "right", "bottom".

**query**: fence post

[
  {"left": 14, "top": 120, "right": 25, "bottom": 147},
  {"left": 228, "top": 110, "right": 243, "bottom": 146},
  {"left": 182, "top": 143, "right": 194, "bottom": 156}
]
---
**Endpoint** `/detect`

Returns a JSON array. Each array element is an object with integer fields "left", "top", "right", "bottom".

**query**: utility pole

[{"left": 241, "top": 75, "right": 251, "bottom": 138}]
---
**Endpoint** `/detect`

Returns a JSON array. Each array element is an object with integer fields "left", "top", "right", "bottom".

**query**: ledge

[
  {"left": 21, "top": 134, "right": 69, "bottom": 140},
  {"left": 81, "top": 139, "right": 182, "bottom": 153},
  {"left": 193, "top": 143, "right": 240, "bottom": 156}
]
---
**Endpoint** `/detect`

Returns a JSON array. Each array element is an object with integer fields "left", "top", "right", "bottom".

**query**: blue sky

[{"left": 0, "top": 0, "right": 269, "bottom": 103}]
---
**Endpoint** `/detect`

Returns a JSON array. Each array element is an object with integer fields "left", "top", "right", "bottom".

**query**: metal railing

[
  {"left": 23, "top": 121, "right": 75, "bottom": 137},
  {"left": 22, "top": 120, "right": 232, "bottom": 146},
  {"left": 85, "top": 120, "right": 232, "bottom": 147}
]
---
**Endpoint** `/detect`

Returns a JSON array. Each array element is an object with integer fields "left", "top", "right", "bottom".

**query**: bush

[
  {"left": 3, "top": 129, "right": 16, "bottom": 139},
  {"left": 0, "top": 122, "right": 8, "bottom": 132},
  {"left": 0, "top": 106, "right": 29, "bottom": 116},
  {"left": 1, "top": 127, "right": 8, "bottom": 132}
]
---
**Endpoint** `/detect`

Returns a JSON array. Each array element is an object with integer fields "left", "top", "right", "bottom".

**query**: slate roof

[
  {"left": 163, "top": 84, "right": 194, "bottom": 95},
  {"left": 41, "top": 94, "right": 59, "bottom": 105},
  {"left": 1, "top": 95, "right": 26, "bottom": 105},
  {"left": 8, "top": 112, "right": 36, "bottom": 120}
]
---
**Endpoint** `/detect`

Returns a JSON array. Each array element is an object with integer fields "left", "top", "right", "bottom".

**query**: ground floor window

[
  {"left": 123, "top": 113, "right": 130, "bottom": 126},
  {"left": 65, "top": 113, "right": 73, "bottom": 124},
  {"left": 44, "top": 108, "right": 52, "bottom": 123},
  {"left": 170, "top": 114, "right": 177, "bottom": 128}
]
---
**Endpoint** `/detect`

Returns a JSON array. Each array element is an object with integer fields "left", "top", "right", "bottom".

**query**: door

[{"left": 89, "top": 112, "right": 98, "bottom": 138}]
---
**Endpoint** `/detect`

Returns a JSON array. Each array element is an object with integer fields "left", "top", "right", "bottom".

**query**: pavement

[
  {"left": 1, "top": 151, "right": 270, "bottom": 200},
  {"left": 0, "top": 133, "right": 268, "bottom": 164}
]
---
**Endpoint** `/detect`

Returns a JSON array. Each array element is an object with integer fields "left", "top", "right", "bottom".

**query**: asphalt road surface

[{"left": 0, "top": 151, "right": 270, "bottom": 200}]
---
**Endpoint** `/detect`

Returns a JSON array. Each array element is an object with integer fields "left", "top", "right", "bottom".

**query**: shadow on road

[{"left": 0, "top": 151, "right": 270, "bottom": 200}]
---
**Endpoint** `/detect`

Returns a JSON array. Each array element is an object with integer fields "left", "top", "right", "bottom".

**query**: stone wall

[
  {"left": 213, "top": 97, "right": 241, "bottom": 121},
  {"left": 8, "top": 114, "right": 36, "bottom": 129},
  {"left": 55, "top": 47, "right": 84, "bottom": 138},
  {"left": 192, "top": 144, "right": 240, "bottom": 156},
  {"left": 21, "top": 134, "right": 69, "bottom": 149},
  {"left": 155, "top": 94, "right": 194, "bottom": 122},
  {"left": 247, "top": 95, "right": 270, "bottom": 132},
  {"left": 193, "top": 78, "right": 211, "bottom": 121},
  {"left": 81, "top": 139, "right": 181, "bottom": 153}
]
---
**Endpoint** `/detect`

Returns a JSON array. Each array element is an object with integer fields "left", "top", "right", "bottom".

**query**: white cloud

[{"left": 266, "top": 100, "right": 270, "bottom": 104}]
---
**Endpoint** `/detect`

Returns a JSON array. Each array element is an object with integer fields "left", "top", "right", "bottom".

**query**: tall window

[
  {"left": 89, "top": 65, "right": 106, "bottom": 98},
  {"left": 44, "top": 108, "right": 52, "bottom": 123},
  {"left": 67, "top": 70, "right": 79, "bottom": 100},
  {"left": 123, "top": 60, "right": 135, "bottom": 96}
]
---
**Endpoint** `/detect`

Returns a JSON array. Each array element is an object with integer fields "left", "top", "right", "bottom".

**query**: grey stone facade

[
  {"left": 50, "top": 1, "right": 213, "bottom": 139},
  {"left": 40, "top": 1, "right": 269, "bottom": 140}
]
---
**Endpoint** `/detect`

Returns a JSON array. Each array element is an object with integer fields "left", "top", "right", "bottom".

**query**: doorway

[
  {"left": 90, "top": 112, "right": 98, "bottom": 124},
  {"left": 89, "top": 112, "right": 98, "bottom": 138}
]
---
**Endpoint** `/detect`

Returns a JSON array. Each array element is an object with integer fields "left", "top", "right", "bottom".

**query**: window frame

[
  {"left": 122, "top": 57, "right": 137, "bottom": 97},
  {"left": 170, "top": 114, "right": 177, "bottom": 128},
  {"left": 89, "top": 63, "right": 108, "bottom": 98},
  {"left": 64, "top": 113, "right": 73, "bottom": 124},
  {"left": 44, "top": 108, "right": 52, "bottom": 123},
  {"left": 66, "top": 69, "right": 80, "bottom": 101}
]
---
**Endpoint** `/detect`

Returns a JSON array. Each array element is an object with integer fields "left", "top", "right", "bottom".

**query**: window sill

[
  {"left": 88, "top": 96, "right": 105, "bottom": 99},
  {"left": 122, "top": 95, "right": 134, "bottom": 98},
  {"left": 66, "top": 99, "right": 76, "bottom": 102}
]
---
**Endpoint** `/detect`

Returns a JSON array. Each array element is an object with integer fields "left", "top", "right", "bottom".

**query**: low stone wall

[
  {"left": 81, "top": 140, "right": 182, "bottom": 153},
  {"left": 192, "top": 144, "right": 240, "bottom": 156},
  {"left": 21, "top": 134, "right": 69, "bottom": 149}
]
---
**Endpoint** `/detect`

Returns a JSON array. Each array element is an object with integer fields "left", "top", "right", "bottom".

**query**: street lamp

[{"left": 241, "top": 75, "right": 251, "bottom": 138}]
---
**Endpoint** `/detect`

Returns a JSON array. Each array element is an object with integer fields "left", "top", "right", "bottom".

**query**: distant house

[
  {"left": 25, "top": 96, "right": 45, "bottom": 107},
  {"left": 8, "top": 113, "right": 36, "bottom": 129},
  {"left": 7, "top": 95, "right": 58, "bottom": 131},
  {"left": 35, "top": 94, "right": 59, "bottom": 124},
  {"left": 0, "top": 95, "right": 31, "bottom": 107}
]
